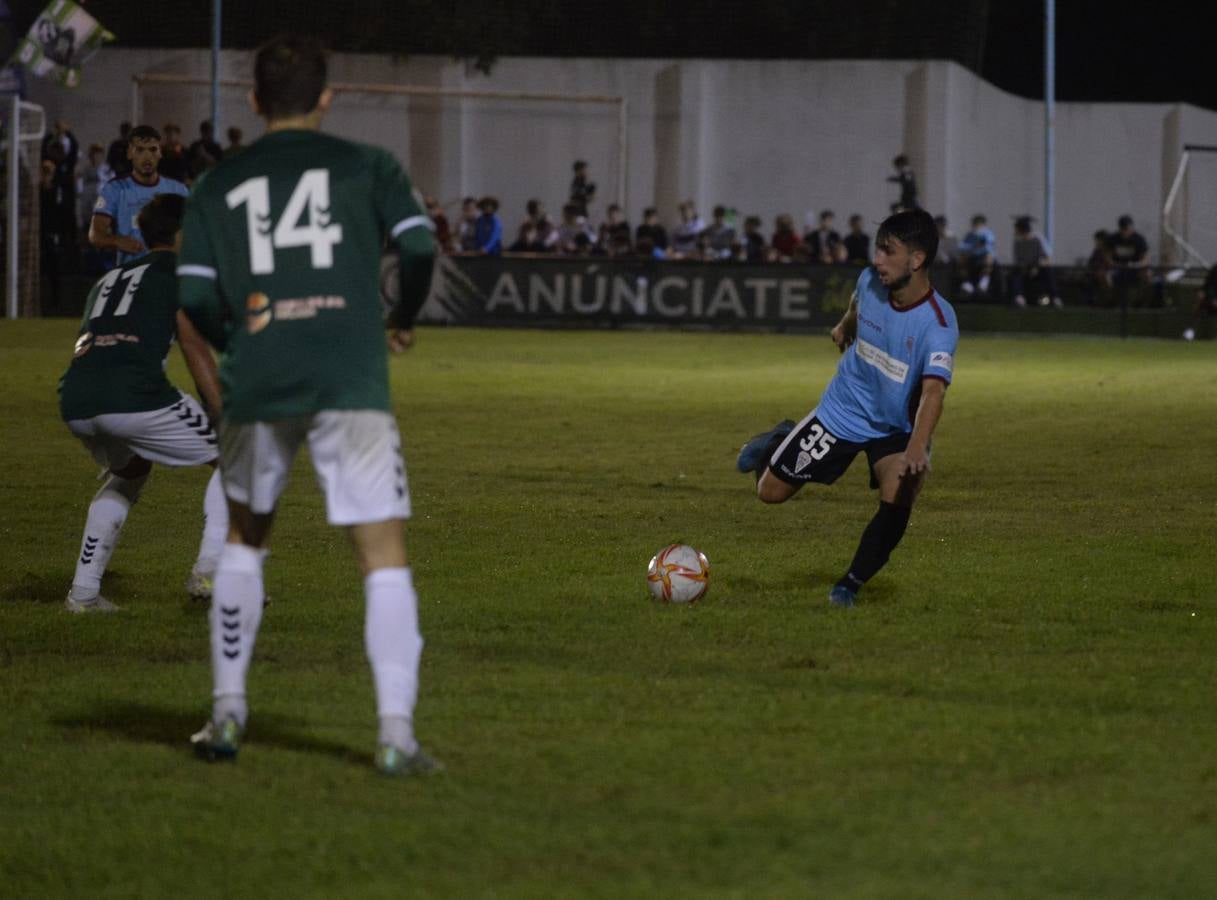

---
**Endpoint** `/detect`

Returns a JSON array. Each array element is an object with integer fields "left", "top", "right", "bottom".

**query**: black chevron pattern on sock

[
  {"left": 222, "top": 634, "right": 239, "bottom": 645},
  {"left": 220, "top": 605, "right": 240, "bottom": 617},
  {"left": 223, "top": 649, "right": 240, "bottom": 659},
  {"left": 80, "top": 536, "right": 99, "bottom": 565}
]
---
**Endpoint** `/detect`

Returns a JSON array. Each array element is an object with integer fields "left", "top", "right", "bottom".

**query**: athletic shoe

[
  {"left": 828, "top": 584, "right": 857, "bottom": 608},
  {"left": 65, "top": 590, "right": 121, "bottom": 614},
  {"left": 1183, "top": 328, "right": 1196, "bottom": 342},
  {"left": 736, "top": 419, "right": 795, "bottom": 473},
  {"left": 960, "top": 281, "right": 975, "bottom": 295},
  {"left": 375, "top": 744, "right": 443, "bottom": 777},
  {"left": 191, "top": 716, "right": 242, "bottom": 762},
  {"left": 1013, "top": 294, "right": 1027, "bottom": 308},
  {"left": 185, "top": 568, "right": 214, "bottom": 602}
]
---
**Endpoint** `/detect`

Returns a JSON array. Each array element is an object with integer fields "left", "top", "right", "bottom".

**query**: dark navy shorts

[{"left": 767, "top": 411, "right": 912, "bottom": 488}]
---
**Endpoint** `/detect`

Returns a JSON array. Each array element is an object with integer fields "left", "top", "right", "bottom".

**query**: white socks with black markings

[
  {"left": 365, "top": 567, "right": 424, "bottom": 755},
  {"left": 193, "top": 469, "right": 228, "bottom": 578},
  {"left": 210, "top": 542, "right": 266, "bottom": 729},
  {"left": 71, "top": 473, "right": 146, "bottom": 600}
]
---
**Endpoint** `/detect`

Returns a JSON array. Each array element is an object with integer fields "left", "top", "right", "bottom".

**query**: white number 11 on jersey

[{"left": 226, "top": 169, "right": 344, "bottom": 275}]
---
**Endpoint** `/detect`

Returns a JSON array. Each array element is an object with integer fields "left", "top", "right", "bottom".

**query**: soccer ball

[{"left": 646, "top": 544, "right": 711, "bottom": 603}]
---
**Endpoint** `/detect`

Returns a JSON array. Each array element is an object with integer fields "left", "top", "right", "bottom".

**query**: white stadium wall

[{"left": 30, "top": 48, "right": 1217, "bottom": 266}]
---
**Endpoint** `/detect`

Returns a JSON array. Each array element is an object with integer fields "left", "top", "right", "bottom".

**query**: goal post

[
  {"left": 1162, "top": 143, "right": 1217, "bottom": 270},
  {"left": 4, "top": 96, "right": 46, "bottom": 320},
  {"left": 131, "top": 72, "right": 629, "bottom": 216}
]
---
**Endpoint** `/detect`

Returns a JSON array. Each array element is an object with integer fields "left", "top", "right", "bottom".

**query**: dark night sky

[{"left": 6, "top": 1, "right": 1214, "bottom": 112}]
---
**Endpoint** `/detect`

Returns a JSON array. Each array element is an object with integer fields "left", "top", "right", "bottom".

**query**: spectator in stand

[
  {"left": 635, "top": 207, "right": 669, "bottom": 255},
  {"left": 888, "top": 153, "right": 918, "bottom": 210},
  {"left": 1182, "top": 263, "right": 1217, "bottom": 341},
  {"left": 187, "top": 120, "right": 224, "bottom": 178},
  {"left": 1010, "top": 215, "right": 1061, "bottom": 307},
  {"left": 158, "top": 123, "right": 190, "bottom": 183},
  {"left": 1106, "top": 215, "right": 1151, "bottom": 287},
  {"left": 76, "top": 142, "right": 111, "bottom": 253},
  {"left": 457, "top": 196, "right": 479, "bottom": 252},
  {"left": 770, "top": 213, "right": 802, "bottom": 262},
  {"left": 106, "top": 121, "right": 131, "bottom": 178},
  {"left": 40, "top": 160, "right": 62, "bottom": 306},
  {"left": 557, "top": 203, "right": 596, "bottom": 254},
  {"left": 959, "top": 214, "right": 996, "bottom": 296},
  {"left": 806, "top": 209, "right": 844, "bottom": 265},
  {"left": 425, "top": 197, "right": 454, "bottom": 254},
  {"left": 703, "top": 205, "right": 735, "bottom": 259},
  {"left": 934, "top": 215, "right": 959, "bottom": 266},
  {"left": 41, "top": 120, "right": 80, "bottom": 261},
  {"left": 741, "top": 215, "right": 766, "bottom": 263},
  {"left": 598, "top": 203, "right": 633, "bottom": 256},
  {"left": 226, "top": 126, "right": 245, "bottom": 156},
  {"left": 1085, "top": 229, "right": 1113, "bottom": 304},
  {"left": 843, "top": 214, "right": 870, "bottom": 266},
  {"left": 671, "top": 200, "right": 705, "bottom": 257},
  {"left": 569, "top": 160, "right": 596, "bottom": 218},
  {"left": 473, "top": 196, "right": 502, "bottom": 256}
]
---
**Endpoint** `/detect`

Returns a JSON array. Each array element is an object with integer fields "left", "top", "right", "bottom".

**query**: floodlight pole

[
  {"left": 210, "top": 0, "right": 222, "bottom": 137},
  {"left": 1044, "top": 0, "right": 1055, "bottom": 250},
  {"left": 7, "top": 95, "right": 20, "bottom": 320}
]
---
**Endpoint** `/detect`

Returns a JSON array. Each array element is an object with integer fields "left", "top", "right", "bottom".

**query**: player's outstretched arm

[
  {"left": 176, "top": 310, "right": 222, "bottom": 421},
  {"left": 831, "top": 292, "right": 859, "bottom": 352},
  {"left": 385, "top": 225, "right": 437, "bottom": 353},
  {"left": 901, "top": 377, "right": 947, "bottom": 477},
  {"left": 88, "top": 214, "right": 144, "bottom": 256}
]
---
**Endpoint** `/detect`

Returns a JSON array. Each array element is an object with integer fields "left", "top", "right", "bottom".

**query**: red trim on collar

[
  {"left": 130, "top": 173, "right": 162, "bottom": 188},
  {"left": 888, "top": 286, "right": 936, "bottom": 313}
]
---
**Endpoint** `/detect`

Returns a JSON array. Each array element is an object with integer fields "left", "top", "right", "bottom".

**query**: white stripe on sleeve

[
  {"left": 177, "top": 264, "right": 218, "bottom": 280},
  {"left": 391, "top": 215, "right": 435, "bottom": 239}
]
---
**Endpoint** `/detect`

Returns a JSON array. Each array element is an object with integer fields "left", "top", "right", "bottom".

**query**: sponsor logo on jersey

[
  {"left": 795, "top": 450, "right": 813, "bottom": 473},
  {"left": 855, "top": 338, "right": 909, "bottom": 384},
  {"left": 272, "top": 295, "right": 348, "bottom": 321},
  {"left": 246, "top": 292, "right": 272, "bottom": 335},
  {"left": 929, "top": 350, "right": 954, "bottom": 372},
  {"left": 859, "top": 313, "right": 882, "bottom": 334}
]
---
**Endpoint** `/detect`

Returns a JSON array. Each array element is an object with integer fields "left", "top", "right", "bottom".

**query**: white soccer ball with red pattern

[{"left": 646, "top": 543, "right": 711, "bottom": 603}]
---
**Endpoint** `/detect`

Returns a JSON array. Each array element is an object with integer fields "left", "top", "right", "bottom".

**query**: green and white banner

[{"left": 10, "top": 0, "right": 114, "bottom": 88}]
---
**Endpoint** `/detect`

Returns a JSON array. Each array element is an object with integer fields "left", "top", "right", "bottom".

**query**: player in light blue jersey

[
  {"left": 736, "top": 208, "right": 959, "bottom": 607},
  {"left": 88, "top": 125, "right": 190, "bottom": 266}
]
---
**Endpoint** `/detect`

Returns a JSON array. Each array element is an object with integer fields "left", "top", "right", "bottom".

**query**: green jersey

[
  {"left": 177, "top": 129, "right": 432, "bottom": 424},
  {"left": 59, "top": 250, "right": 183, "bottom": 421}
]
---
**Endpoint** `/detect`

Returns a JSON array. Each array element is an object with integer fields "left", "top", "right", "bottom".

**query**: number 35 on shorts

[{"left": 799, "top": 423, "right": 837, "bottom": 460}]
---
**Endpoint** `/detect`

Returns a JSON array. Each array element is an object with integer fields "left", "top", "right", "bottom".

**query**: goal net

[
  {"left": 2, "top": 98, "right": 46, "bottom": 319},
  {"left": 1162, "top": 144, "right": 1217, "bottom": 270},
  {"left": 132, "top": 73, "right": 628, "bottom": 233}
]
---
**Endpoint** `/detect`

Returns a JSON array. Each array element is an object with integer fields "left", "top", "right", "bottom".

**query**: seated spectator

[
  {"left": 770, "top": 214, "right": 802, "bottom": 262},
  {"left": 1183, "top": 263, "right": 1217, "bottom": 341},
  {"left": 226, "top": 126, "right": 244, "bottom": 156},
  {"left": 670, "top": 201, "right": 705, "bottom": 257},
  {"left": 158, "top": 123, "right": 190, "bottom": 183},
  {"left": 557, "top": 203, "right": 596, "bottom": 254},
  {"left": 1084, "top": 229, "right": 1112, "bottom": 304},
  {"left": 635, "top": 235, "right": 665, "bottom": 260},
  {"left": 457, "top": 196, "right": 479, "bottom": 253},
  {"left": 1107, "top": 214, "right": 1150, "bottom": 286},
  {"left": 511, "top": 199, "right": 555, "bottom": 253},
  {"left": 474, "top": 196, "right": 502, "bottom": 256},
  {"left": 635, "top": 207, "right": 669, "bottom": 254},
  {"left": 934, "top": 215, "right": 959, "bottom": 266},
  {"left": 425, "top": 197, "right": 454, "bottom": 254},
  {"left": 806, "top": 209, "right": 844, "bottom": 265},
  {"left": 959, "top": 214, "right": 996, "bottom": 295},
  {"left": 703, "top": 205, "right": 735, "bottom": 259},
  {"left": 1010, "top": 215, "right": 1061, "bottom": 307},
  {"left": 187, "top": 120, "right": 224, "bottom": 178},
  {"left": 741, "top": 215, "right": 766, "bottom": 263},
  {"left": 842, "top": 214, "right": 870, "bottom": 265},
  {"left": 598, "top": 204, "right": 633, "bottom": 256}
]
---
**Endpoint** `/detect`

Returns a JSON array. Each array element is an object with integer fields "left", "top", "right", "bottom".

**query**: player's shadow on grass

[
  {"left": 53, "top": 701, "right": 373, "bottom": 767},
  {"left": 727, "top": 569, "right": 898, "bottom": 605},
  {"left": 1, "top": 571, "right": 108, "bottom": 605}
]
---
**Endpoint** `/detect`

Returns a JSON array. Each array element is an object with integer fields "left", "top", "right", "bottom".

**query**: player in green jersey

[
  {"left": 179, "top": 34, "right": 439, "bottom": 775},
  {"left": 61, "top": 194, "right": 227, "bottom": 612}
]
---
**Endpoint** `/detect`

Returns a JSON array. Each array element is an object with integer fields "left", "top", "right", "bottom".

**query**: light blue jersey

[
  {"left": 960, "top": 226, "right": 996, "bottom": 261},
  {"left": 94, "top": 175, "right": 190, "bottom": 264},
  {"left": 816, "top": 268, "right": 959, "bottom": 443}
]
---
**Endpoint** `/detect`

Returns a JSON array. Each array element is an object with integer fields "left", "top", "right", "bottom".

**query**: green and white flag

[{"left": 10, "top": 0, "right": 114, "bottom": 88}]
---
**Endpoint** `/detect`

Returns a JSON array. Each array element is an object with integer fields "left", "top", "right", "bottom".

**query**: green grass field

[{"left": 2, "top": 321, "right": 1215, "bottom": 898}]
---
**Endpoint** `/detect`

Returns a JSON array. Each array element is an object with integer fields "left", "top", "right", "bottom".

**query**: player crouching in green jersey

[
  {"left": 178, "top": 34, "right": 439, "bottom": 775},
  {"left": 60, "top": 194, "right": 227, "bottom": 612}
]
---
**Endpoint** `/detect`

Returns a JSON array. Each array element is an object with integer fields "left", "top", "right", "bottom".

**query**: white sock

[
  {"left": 71, "top": 474, "right": 145, "bottom": 599},
  {"left": 194, "top": 469, "right": 228, "bottom": 576},
  {"left": 978, "top": 274, "right": 991, "bottom": 292},
  {"left": 365, "top": 567, "right": 423, "bottom": 753},
  {"left": 210, "top": 543, "right": 266, "bottom": 727}
]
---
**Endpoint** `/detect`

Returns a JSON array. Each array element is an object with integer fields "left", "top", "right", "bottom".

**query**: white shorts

[
  {"left": 66, "top": 393, "right": 218, "bottom": 470},
  {"left": 220, "top": 410, "right": 410, "bottom": 526}
]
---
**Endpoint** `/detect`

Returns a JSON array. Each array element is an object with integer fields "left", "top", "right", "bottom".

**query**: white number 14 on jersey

[{"left": 226, "top": 169, "right": 344, "bottom": 275}]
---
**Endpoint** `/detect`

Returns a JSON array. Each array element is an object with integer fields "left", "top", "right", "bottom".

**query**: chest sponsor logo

[
  {"left": 246, "top": 292, "right": 272, "bottom": 335},
  {"left": 855, "top": 338, "right": 909, "bottom": 384},
  {"left": 929, "top": 350, "right": 954, "bottom": 372}
]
